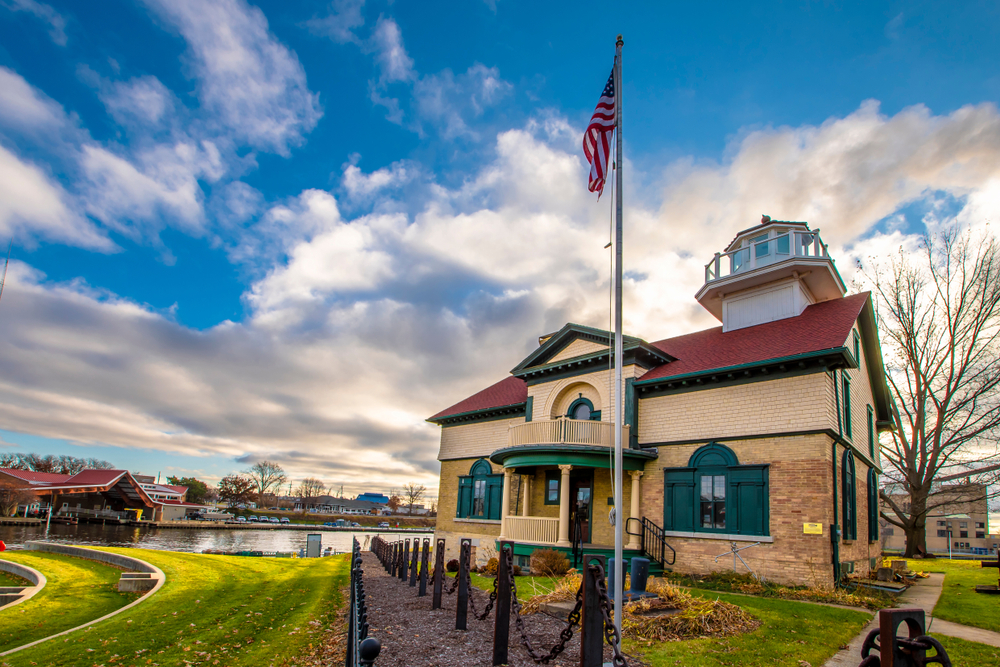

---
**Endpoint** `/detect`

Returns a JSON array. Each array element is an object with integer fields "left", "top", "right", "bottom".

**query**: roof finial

[{"left": 761, "top": 214, "right": 771, "bottom": 224}]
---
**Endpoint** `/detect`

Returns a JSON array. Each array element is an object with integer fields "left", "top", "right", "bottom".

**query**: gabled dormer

[
  {"left": 511, "top": 323, "right": 673, "bottom": 385},
  {"left": 695, "top": 216, "right": 847, "bottom": 332}
]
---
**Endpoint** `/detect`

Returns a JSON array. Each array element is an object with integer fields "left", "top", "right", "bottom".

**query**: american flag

[{"left": 583, "top": 66, "right": 616, "bottom": 197}]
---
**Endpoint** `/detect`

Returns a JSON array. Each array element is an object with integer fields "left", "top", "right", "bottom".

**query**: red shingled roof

[
  {"left": 62, "top": 469, "right": 127, "bottom": 486},
  {"left": 638, "top": 292, "right": 869, "bottom": 382},
  {"left": 0, "top": 468, "right": 72, "bottom": 484},
  {"left": 428, "top": 293, "right": 869, "bottom": 420},
  {"left": 429, "top": 376, "right": 527, "bottom": 421}
]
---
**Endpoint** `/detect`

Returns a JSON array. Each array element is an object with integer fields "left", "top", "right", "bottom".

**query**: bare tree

[
  {"left": 243, "top": 461, "right": 288, "bottom": 507},
  {"left": 861, "top": 225, "right": 1000, "bottom": 556},
  {"left": 296, "top": 477, "right": 326, "bottom": 501},
  {"left": 403, "top": 483, "right": 426, "bottom": 515},
  {"left": 0, "top": 452, "right": 115, "bottom": 474},
  {"left": 0, "top": 479, "right": 33, "bottom": 516}
]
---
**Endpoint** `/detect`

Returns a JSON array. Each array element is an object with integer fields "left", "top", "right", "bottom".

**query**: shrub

[
  {"left": 482, "top": 557, "right": 499, "bottom": 576},
  {"left": 446, "top": 558, "right": 460, "bottom": 573},
  {"left": 530, "top": 549, "right": 571, "bottom": 577},
  {"left": 512, "top": 564, "right": 522, "bottom": 577}
]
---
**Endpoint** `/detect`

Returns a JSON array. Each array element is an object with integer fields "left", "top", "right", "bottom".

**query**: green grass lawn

[
  {"left": 903, "top": 558, "right": 1000, "bottom": 633},
  {"left": 0, "top": 551, "right": 137, "bottom": 653},
  {"left": 1, "top": 548, "right": 349, "bottom": 667},
  {"left": 0, "top": 569, "right": 30, "bottom": 587},
  {"left": 446, "top": 571, "right": 560, "bottom": 598},
  {"left": 626, "top": 591, "right": 872, "bottom": 667},
  {"left": 934, "top": 634, "right": 1000, "bottom": 664}
]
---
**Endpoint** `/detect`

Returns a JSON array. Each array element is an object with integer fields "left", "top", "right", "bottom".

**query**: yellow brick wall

[
  {"left": 637, "top": 374, "right": 832, "bottom": 444},
  {"left": 529, "top": 365, "right": 643, "bottom": 421},
  {"left": 438, "top": 417, "right": 523, "bottom": 461},
  {"left": 637, "top": 433, "right": 875, "bottom": 587},
  {"left": 434, "top": 457, "right": 503, "bottom": 562},
  {"left": 547, "top": 338, "right": 608, "bottom": 363}
]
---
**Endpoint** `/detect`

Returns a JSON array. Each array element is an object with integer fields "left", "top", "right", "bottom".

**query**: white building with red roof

[{"left": 428, "top": 217, "right": 891, "bottom": 587}]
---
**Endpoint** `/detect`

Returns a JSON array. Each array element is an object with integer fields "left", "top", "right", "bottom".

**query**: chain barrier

[
  {"left": 467, "top": 569, "right": 499, "bottom": 621},
  {"left": 859, "top": 628, "right": 952, "bottom": 667},
  {"left": 507, "top": 548, "right": 583, "bottom": 664},
  {"left": 589, "top": 563, "right": 628, "bottom": 667}
]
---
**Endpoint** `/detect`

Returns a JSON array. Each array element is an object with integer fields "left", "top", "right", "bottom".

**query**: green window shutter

[
  {"left": 457, "top": 477, "right": 473, "bottom": 518},
  {"left": 486, "top": 475, "right": 504, "bottom": 520},
  {"left": 867, "top": 406, "right": 875, "bottom": 458},
  {"left": 842, "top": 452, "right": 857, "bottom": 541},
  {"left": 868, "top": 469, "right": 879, "bottom": 542},
  {"left": 729, "top": 465, "right": 769, "bottom": 537},
  {"left": 525, "top": 396, "right": 533, "bottom": 422},
  {"left": 663, "top": 468, "right": 695, "bottom": 532},
  {"left": 842, "top": 375, "right": 853, "bottom": 439},
  {"left": 625, "top": 378, "right": 638, "bottom": 448}
]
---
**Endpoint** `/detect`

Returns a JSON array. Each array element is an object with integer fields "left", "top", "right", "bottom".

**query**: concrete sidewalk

[{"left": 823, "top": 572, "right": 1000, "bottom": 666}]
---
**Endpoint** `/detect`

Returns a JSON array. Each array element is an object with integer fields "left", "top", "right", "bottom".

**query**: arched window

[
  {"left": 868, "top": 468, "right": 879, "bottom": 542},
  {"left": 566, "top": 397, "right": 601, "bottom": 421},
  {"left": 842, "top": 451, "right": 857, "bottom": 541},
  {"left": 662, "top": 443, "right": 769, "bottom": 537},
  {"left": 456, "top": 459, "right": 504, "bottom": 521}
]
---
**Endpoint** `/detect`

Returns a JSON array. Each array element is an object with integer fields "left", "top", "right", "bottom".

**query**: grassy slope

[
  {"left": 627, "top": 591, "right": 871, "bottom": 667},
  {"left": 2, "top": 548, "right": 349, "bottom": 667},
  {"left": 0, "top": 570, "right": 30, "bottom": 587},
  {"left": 0, "top": 551, "right": 136, "bottom": 652},
  {"left": 904, "top": 558, "right": 1000, "bottom": 633}
]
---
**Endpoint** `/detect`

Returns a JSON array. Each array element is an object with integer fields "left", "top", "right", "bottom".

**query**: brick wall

[
  {"left": 548, "top": 339, "right": 608, "bottom": 363},
  {"left": 438, "top": 418, "right": 523, "bottom": 461}
]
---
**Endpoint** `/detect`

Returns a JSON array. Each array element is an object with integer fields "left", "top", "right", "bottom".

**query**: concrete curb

[
  {"left": 0, "top": 560, "right": 47, "bottom": 610},
  {"left": 0, "top": 543, "right": 167, "bottom": 657}
]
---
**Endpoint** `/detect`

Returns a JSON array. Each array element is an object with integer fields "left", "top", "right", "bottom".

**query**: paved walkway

[{"left": 823, "top": 572, "right": 1000, "bottom": 666}]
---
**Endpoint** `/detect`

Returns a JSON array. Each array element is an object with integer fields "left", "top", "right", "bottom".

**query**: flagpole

[{"left": 612, "top": 32, "right": 625, "bottom": 640}]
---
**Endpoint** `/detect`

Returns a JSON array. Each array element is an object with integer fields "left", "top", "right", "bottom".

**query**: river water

[{"left": 0, "top": 522, "right": 432, "bottom": 554}]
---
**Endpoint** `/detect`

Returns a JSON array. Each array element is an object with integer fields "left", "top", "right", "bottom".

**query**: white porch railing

[
  {"left": 704, "top": 229, "right": 829, "bottom": 283},
  {"left": 508, "top": 418, "right": 629, "bottom": 448},
  {"left": 505, "top": 516, "right": 559, "bottom": 544}
]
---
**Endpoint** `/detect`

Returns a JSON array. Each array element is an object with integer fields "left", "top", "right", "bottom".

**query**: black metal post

[
  {"left": 409, "top": 539, "right": 419, "bottom": 587},
  {"left": 432, "top": 538, "right": 445, "bottom": 609},
  {"left": 580, "top": 554, "right": 606, "bottom": 667},
  {"left": 456, "top": 538, "right": 471, "bottom": 630},
  {"left": 418, "top": 538, "right": 430, "bottom": 596},
  {"left": 390, "top": 542, "right": 398, "bottom": 577},
  {"left": 400, "top": 539, "right": 410, "bottom": 581},
  {"left": 492, "top": 541, "right": 513, "bottom": 666}
]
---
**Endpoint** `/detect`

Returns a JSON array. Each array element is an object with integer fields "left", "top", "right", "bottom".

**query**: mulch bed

[{"left": 360, "top": 553, "right": 641, "bottom": 667}]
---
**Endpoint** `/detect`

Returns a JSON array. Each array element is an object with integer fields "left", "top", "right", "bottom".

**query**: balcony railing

[
  {"left": 705, "top": 229, "right": 829, "bottom": 284},
  {"left": 505, "top": 516, "right": 559, "bottom": 544},
  {"left": 507, "top": 417, "right": 629, "bottom": 448}
]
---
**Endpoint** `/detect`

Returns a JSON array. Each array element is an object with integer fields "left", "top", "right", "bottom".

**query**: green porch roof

[{"left": 489, "top": 444, "right": 656, "bottom": 470}]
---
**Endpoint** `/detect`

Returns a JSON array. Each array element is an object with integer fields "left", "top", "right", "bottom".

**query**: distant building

[
  {"left": 882, "top": 482, "right": 999, "bottom": 553},
  {"left": 0, "top": 468, "right": 209, "bottom": 521},
  {"left": 294, "top": 495, "right": 382, "bottom": 515},
  {"left": 356, "top": 492, "right": 389, "bottom": 505}
]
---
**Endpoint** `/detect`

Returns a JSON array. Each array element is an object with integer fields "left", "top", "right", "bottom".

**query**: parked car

[
  {"left": 235, "top": 516, "right": 247, "bottom": 523},
  {"left": 280, "top": 517, "right": 290, "bottom": 524},
  {"left": 247, "top": 515, "right": 258, "bottom": 522},
  {"left": 351, "top": 522, "right": 361, "bottom": 527},
  {"left": 268, "top": 517, "right": 278, "bottom": 524},
  {"left": 378, "top": 522, "right": 390, "bottom": 528}
]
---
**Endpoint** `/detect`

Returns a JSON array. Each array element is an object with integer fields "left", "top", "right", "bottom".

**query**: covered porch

[{"left": 489, "top": 433, "right": 656, "bottom": 552}]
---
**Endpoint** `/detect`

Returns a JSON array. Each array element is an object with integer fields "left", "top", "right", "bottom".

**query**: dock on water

[{"left": 0, "top": 517, "right": 42, "bottom": 526}]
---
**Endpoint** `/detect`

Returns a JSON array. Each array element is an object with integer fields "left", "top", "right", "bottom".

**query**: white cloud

[
  {"left": 142, "top": 0, "right": 322, "bottom": 155},
  {"left": 303, "top": 0, "right": 365, "bottom": 44},
  {"left": 413, "top": 64, "right": 512, "bottom": 139},
  {"left": 2, "top": 0, "right": 67, "bottom": 46},
  {"left": 0, "top": 145, "right": 111, "bottom": 250},
  {"left": 98, "top": 75, "right": 176, "bottom": 129},
  {"left": 369, "top": 16, "right": 414, "bottom": 85},
  {"left": 342, "top": 158, "right": 414, "bottom": 200},
  {"left": 0, "top": 66, "right": 71, "bottom": 133}
]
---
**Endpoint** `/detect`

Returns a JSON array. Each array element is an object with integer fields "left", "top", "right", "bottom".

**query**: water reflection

[{"left": 0, "top": 523, "right": 432, "bottom": 554}]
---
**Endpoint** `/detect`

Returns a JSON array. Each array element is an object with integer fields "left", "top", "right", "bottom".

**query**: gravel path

[{"left": 360, "top": 552, "right": 635, "bottom": 667}]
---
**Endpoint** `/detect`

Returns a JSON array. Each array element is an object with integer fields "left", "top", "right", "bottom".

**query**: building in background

[{"left": 882, "top": 482, "right": 998, "bottom": 553}]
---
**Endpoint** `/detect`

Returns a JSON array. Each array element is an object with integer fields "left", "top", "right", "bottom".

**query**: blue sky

[{"left": 0, "top": 0, "right": 998, "bottom": 494}]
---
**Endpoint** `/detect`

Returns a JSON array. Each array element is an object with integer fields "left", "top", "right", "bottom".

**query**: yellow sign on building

[{"left": 803, "top": 523, "right": 823, "bottom": 535}]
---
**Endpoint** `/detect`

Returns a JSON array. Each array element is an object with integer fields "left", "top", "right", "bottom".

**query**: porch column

[
  {"left": 627, "top": 470, "right": 643, "bottom": 549},
  {"left": 498, "top": 468, "right": 513, "bottom": 540},
  {"left": 557, "top": 464, "right": 573, "bottom": 546},
  {"left": 521, "top": 475, "right": 531, "bottom": 517}
]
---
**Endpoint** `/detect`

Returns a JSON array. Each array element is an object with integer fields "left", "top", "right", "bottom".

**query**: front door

[{"left": 570, "top": 472, "right": 593, "bottom": 544}]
